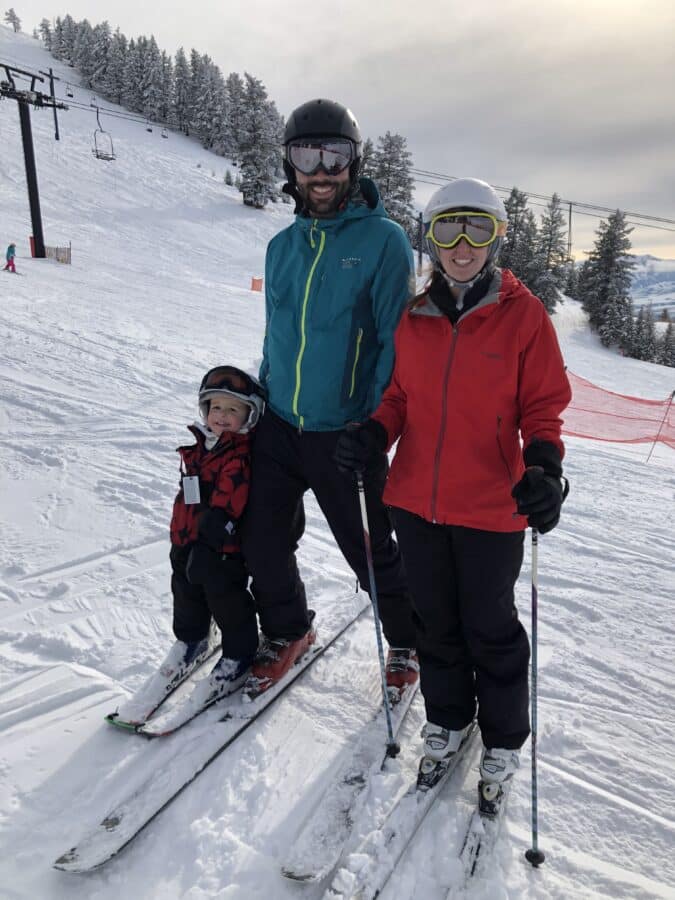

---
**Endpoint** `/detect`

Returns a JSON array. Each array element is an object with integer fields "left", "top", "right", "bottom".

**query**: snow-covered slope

[{"left": 2, "top": 26, "right": 674, "bottom": 900}]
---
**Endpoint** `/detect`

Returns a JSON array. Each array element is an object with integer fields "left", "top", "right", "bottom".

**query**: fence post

[{"left": 646, "top": 390, "right": 675, "bottom": 463}]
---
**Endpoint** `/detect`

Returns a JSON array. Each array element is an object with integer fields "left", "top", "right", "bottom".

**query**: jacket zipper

[
  {"left": 431, "top": 325, "right": 459, "bottom": 522},
  {"left": 293, "top": 220, "right": 325, "bottom": 430},
  {"left": 348, "top": 328, "right": 363, "bottom": 398}
]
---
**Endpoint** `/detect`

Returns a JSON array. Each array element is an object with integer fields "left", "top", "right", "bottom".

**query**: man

[{"left": 241, "top": 98, "right": 417, "bottom": 697}]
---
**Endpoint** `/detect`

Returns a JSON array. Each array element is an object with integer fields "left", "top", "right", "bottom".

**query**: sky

[{"left": 9, "top": 0, "right": 675, "bottom": 257}]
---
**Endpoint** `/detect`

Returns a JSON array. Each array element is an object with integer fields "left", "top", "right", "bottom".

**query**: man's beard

[{"left": 296, "top": 178, "right": 352, "bottom": 217}]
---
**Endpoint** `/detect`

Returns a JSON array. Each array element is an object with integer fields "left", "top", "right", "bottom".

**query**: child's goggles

[
  {"left": 199, "top": 366, "right": 263, "bottom": 399},
  {"left": 426, "top": 211, "right": 507, "bottom": 249},
  {"left": 286, "top": 139, "right": 355, "bottom": 176}
]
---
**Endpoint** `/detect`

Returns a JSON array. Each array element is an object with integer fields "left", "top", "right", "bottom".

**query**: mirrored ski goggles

[
  {"left": 286, "top": 139, "right": 355, "bottom": 176},
  {"left": 426, "top": 211, "right": 507, "bottom": 249},
  {"left": 199, "top": 366, "right": 262, "bottom": 398}
]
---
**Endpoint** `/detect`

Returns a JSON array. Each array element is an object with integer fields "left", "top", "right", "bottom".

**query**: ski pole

[
  {"left": 525, "top": 526, "right": 545, "bottom": 867},
  {"left": 356, "top": 471, "right": 400, "bottom": 759}
]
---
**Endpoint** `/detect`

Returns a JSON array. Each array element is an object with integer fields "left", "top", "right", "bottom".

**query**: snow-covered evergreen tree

[
  {"left": 500, "top": 188, "right": 538, "bottom": 287},
  {"left": 122, "top": 38, "right": 143, "bottom": 112},
  {"left": 38, "top": 18, "right": 52, "bottom": 50},
  {"left": 629, "top": 306, "right": 658, "bottom": 361},
  {"left": 530, "top": 193, "right": 567, "bottom": 312},
  {"left": 4, "top": 7, "right": 21, "bottom": 32},
  {"left": 59, "top": 14, "right": 78, "bottom": 62},
  {"left": 224, "top": 72, "right": 245, "bottom": 161},
  {"left": 371, "top": 132, "right": 415, "bottom": 239},
  {"left": 658, "top": 322, "right": 675, "bottom": 367},
  {"left": 239, "top": 72, "right": 277, "bottom": 208},
  {"left": 159, "top": 51, "right": 174, "bottom": 123},
  {"left": 141, "top": 36, "right": 164, "bottom": 121},
  {"left": 563, "top": 259, "right": 579, "bottom": 299},
  {"left": 360, "top": 137, "right": 375, "bottom": 178},
  {"left": 101, "top": 29, "right": 127, "bottom": 105},
  {"left": 91, "top": 21, "right": 112, "bottom": 89},
  {"left": 172, "top": 47, "right": 191, "bottom": 134},
  {"left": 579, "top": 210, "right": 635, "bottom": 337},
  {"left": 73, "top": 20, "right": 96, "bottom": 89}
]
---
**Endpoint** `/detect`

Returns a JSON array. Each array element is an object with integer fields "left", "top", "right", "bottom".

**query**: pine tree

[
  {"left": 580, "top": 210, "right": 635, "bottom": 341},
  {"left": 101, "top": 29, "right": 127, "bottom": 105},
  {"left": 371, "top": 132, "right": 415, "bottom": 239},
  {"left": 360, "top": 137, "right": 375, "bottom": 178},
  {"left": 73, "top": 20, "right": 96, "bottom": 89},
  {"left": 38, "top": 18, "right": 52, "bottom": 49},
  {"left": 159, "top": 51, "right": 174, "bottom": 123},
  {"left": 500, "top": 188, "right": 538, "bottom": 287},
  {"left": 141, "top": 35, "right": 164, "bottom": 121},
  {"left": 224, "top": 72, "right": 245, "bottom": 161},
  {"left": 4, "top": 7, "right": 21, "bottom": 32},
  {"left": 59, "top": 14, "right": 78, "bottom": 62},
  {"left": 530, "top": 193, "right": 568, "bottom": 312},
  {"left": 91, "top": 21, "right": 112, "bottom": 88},
  {"left": 658, "top": 322, "right": 674, "bottom": 367},
  {"left": 563, "top": 259, "right": 579, "bottom": 299},
  {"left": 172, "top": 47, "right": 191, "bottom": 134},
  {"left": 239, "top": 72, "right": 277, "bottom": 208},
  {"left": 122, "top": 38, "right": 144, "bottom": 112}
]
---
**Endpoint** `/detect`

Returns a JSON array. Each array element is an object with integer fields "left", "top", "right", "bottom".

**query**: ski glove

[
  {"left": 512, "top": 466, "right": 569, "bottom": 534},
  {"left": 197, "top": 507, "right": 237, "bottom": 551},
  {"left": 512, "top": 440, "right": 569, "bottom": 534},
  {"left": 333, "top": 419, "right": 388, "bottom": 474}
]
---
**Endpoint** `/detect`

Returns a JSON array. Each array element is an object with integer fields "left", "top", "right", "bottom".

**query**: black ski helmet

[{"left": 283, "top": 98, "right": 362, "bottom": 185}]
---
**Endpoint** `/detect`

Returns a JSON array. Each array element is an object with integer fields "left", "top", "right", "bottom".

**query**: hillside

[{"left": 2, "top": 25, "right": 674, "bottom": 900}]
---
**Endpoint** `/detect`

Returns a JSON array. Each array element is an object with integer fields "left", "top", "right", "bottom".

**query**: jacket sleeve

[
  {"left": 258, "top": 246, "right": 274, "bottom": 389},
  {"left": 519, "top": 302, "right": 572, "bottom": 459},
  {"left": 367, "top": 228, "right": 415, "bottom": 412},
  {"left": 370, "top": 320, "right": 408, "bottom": 449}
]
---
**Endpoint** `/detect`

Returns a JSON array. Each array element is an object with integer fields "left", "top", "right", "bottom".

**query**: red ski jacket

[
  {"left": 372, "top": 269, "right": 572, "bottom": 532},
  {"left": 170, "top": 426, "right": 251, "bottom": 552}
]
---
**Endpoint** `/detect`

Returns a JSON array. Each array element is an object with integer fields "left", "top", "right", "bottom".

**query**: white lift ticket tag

[{"left": 182, "top": 476, "right": 201, "bottom": 505}]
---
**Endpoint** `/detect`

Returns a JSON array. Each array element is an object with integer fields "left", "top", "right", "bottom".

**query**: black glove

[
  {"left": 512, "top": 442, "right": 569, "bottom": 534},
  {"left": 197, "top": 507, "right": 237, "bottom": 550},
  {"left": 333, "top": 419, "right": 388, "bottom": 474}
]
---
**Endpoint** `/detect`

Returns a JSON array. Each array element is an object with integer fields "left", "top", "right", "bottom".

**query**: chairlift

[
  {"left": 146, "top": 120, "right": 153, "bottom": 133},
  {"left": 91, "top": 105, "right": 115, "bottom": 161},
  {"left": 161, "top": 127, "right": 168, "bottom": 139},
  {"left": 66, "top": 82, "right": 74, "bottom": 98}
]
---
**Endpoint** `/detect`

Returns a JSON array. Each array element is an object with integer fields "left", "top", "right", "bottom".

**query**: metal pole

[
  {"left": 17, "top": 100, "right": 46, "bottom": 258},
  {"left": 646, "top": 390, "right": 674, "bottom": 464},
  {"left": 525, "top": 527, "right": 545, "bottom": 867},
  {"left": 48, "top": 68, "right": 59, "bottom": 140},
  {"left": 356, "top": 472, "right": 400, "bottom": 759}
]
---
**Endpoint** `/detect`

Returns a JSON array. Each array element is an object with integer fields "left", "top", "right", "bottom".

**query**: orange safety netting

[{"left": 563, "top": 372, "right": 675, "bottom": 449}]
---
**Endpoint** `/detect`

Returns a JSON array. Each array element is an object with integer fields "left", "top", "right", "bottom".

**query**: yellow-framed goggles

[{"left": 426, "top": 211, "right": 507, "bottom": 249}]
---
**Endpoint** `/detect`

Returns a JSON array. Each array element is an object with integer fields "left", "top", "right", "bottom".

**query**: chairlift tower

[{"left": 1, "top": 63, "right": 68, "bottom": 259}]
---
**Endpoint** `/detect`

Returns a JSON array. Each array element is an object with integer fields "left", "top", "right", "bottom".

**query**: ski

[
  {"left": 105, "top": 624, "right": 221, "bottom": 731},
  {"left": 325, "top": 721, "right": 478, "bottom": 900},
  {"left": 451, "top": 779, "right": 512, "bottom": 894},
  {"left": 281, "top": 680, "right": 419, "bottom": 883},
  {"left": 53, "top": 597, "right": 369, "bottom": 873}
]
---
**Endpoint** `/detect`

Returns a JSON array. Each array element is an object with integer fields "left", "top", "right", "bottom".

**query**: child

[
  {"left": 166, "top": 365, "right": 265, "bottom": 704},
  {"left": 4, "top": 243, "right": 17, "bottom": 273},
  {"left": 335, "top": 178, "right": 571, "bottom": 793}
]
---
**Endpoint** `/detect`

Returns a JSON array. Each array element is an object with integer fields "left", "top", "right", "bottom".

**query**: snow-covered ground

[{"left": 2, "top": 26, "right": 674, "bottom": 900}]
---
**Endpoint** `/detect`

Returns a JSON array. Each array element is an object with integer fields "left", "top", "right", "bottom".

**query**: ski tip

[
  {"left": 105, "top": 713, "right": 143, "bottom": 732},
  {"left": 280, "top": 867, "right": 319, "bottom": 883}
]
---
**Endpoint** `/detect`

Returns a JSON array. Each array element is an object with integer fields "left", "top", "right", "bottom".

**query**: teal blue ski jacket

[{"left": 260, "top": 178, "right": 415, "bottom": 431}]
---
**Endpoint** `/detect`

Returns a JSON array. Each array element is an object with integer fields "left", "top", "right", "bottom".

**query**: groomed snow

[{"left": 1, "top": 25, "right": 674, "bottom": 900}]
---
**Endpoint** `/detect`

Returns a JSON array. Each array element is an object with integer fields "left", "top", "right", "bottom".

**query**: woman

[{"left": 334, "top": 178, "right": 571, "bottom": 791}]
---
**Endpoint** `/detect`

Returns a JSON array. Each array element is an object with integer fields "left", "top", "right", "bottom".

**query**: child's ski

[{"left": 53, "top": 599, "right": 369, "bottom": 874}]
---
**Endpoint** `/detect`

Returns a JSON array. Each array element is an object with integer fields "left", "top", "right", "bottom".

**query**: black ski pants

[
  {"left": 241, "top": 409, "right": 415, "bottom": 646},
  {"left": 392, "top": 508, "right": 530, "bottom": 750},
  {"left": 170, "top": 543, "right": 258, "bottom": 661}
]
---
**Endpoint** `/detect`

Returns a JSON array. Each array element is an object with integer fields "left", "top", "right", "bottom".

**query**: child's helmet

[
  {"left": 198, "top": 366, "right": 266, "bottom": 434},
  {"left": 423, "top": 178, "right": 508, "bottom": 271}
]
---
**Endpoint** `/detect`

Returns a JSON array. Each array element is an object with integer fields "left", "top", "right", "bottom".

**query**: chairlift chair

[
  {"left": 146, "top": 120, "right": 153, "bottom": 133},
  {"left": 92, "top": 128, "right": 115, "bottom": 161},
  {"left": 161, "top": 127, "right": 168, "bottom": 139},
  {"left": 66, "top": 82, "right": 74, "bottom": 98}
]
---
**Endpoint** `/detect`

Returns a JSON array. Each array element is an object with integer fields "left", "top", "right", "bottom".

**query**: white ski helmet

[
  {"left": 198, "top": 365, "right": 266, "bottom": 434},
  {"left": 423, "top": 178, "right": 508, "bottom": 270}
]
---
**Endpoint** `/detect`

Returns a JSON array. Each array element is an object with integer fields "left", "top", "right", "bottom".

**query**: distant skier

[
  {"left": 3, "top": 242, "right": 17, "bottom": 273},
  {"left": 335, "top": 178, "right": 572, "bottom": 791},
  {"left": 166, "top": 365, "right": 265, "bottom": 703}
]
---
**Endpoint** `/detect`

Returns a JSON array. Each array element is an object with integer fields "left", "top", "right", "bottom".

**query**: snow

[{"left": 2, "top": 25, "right": 675, "bottom": 900}]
